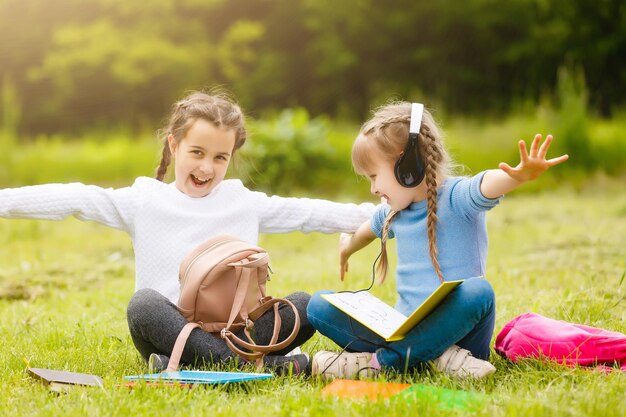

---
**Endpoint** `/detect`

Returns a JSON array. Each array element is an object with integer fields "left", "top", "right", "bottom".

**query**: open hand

[{"left": 499, "top": 134, "right": 569, "bottom": 183}]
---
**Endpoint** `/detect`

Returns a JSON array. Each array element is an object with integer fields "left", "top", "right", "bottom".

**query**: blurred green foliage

[
  {"left": 556, "top": 65, "right": 592, "bottom": 169},
  {"left": 241, "top": 108, "right": 338, "bottom": 195},
  {"left": 0, "top": 0, "right": 625, "bottom": 136},
  {"left": 1, "top": 133, "right": 159, "bottom": 188},
  {"left": 1, "top": 0, "right": 623, "bottom": 193},
  {"left": 2, "top": 108, "right": 625, "bottom": 195}
]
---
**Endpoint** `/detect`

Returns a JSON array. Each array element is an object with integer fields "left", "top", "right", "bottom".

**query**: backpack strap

[
  {"left": 268, "top": 302, "right": 282, "bottom": 345},
  {"left": 241, "top": 302, "right": 282, "bottom": 351},
  {"left": 166, "top": 321, "right": 201, "bottom": 372},
  {"left": 224, "top": 253, "right": 269, "bottom": 329},
  {"left": 227, "top": 252, "right": 269, "bottom": 269},
  {"left": 225, "top": 266, "right": 253, "bottom": 329},
  {"left": 166, "top": 298, "right": 299, "bottom": 371},
  {"left": 220, "top": 297, "right": 301, "bottom": 360},
  {"left": 165, "top": 298, "right": 300, "bottom": 372}
]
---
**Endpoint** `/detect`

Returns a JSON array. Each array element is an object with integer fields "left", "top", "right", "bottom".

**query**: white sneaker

[
  {"left": 148, "top": 353, "right": 170, "bottom": 373},
  {"left": 433, "top": 345, "right": 496, "bottom": 379},
  {"left": 285, "top": 346, "right": 310, "bottom": 362},
  {"left": 312, "top": 351, "right": 379, "bottom": 379}
]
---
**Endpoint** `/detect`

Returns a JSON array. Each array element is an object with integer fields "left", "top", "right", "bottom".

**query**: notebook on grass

[
  {"left": 27, "top": 368, "right": 103, "bottom": 393},
  {"left": 321, "top": 280, "right": 463, "bottom": 342},
  {"left": 124, "top": 370, "right": 273, "bottom": 385}
]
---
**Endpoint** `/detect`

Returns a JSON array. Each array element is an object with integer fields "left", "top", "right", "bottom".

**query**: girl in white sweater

[{"left": 0, "top": 91, "right": 375, "bottom": 375}]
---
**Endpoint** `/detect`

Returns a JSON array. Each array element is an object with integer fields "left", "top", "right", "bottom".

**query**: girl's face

[
  {"left": 363, "top": 141, "right": 427, "bottom": 211},
  {"left": 168, "top": 119, "right": 236, "bottom": 198}
]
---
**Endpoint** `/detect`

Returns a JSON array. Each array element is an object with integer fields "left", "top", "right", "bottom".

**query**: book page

[{"left": 322, "top": 292, "right": 407, "bottom": 339}]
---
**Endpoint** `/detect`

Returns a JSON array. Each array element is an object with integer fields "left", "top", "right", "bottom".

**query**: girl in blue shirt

[{"left": 307, "top": 101, "right": 568, "bottom": 379}]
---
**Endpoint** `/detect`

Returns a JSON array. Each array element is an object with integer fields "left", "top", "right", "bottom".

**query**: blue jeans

[{"left": 307, "top": 277, "right": 495, "bottom": 370}]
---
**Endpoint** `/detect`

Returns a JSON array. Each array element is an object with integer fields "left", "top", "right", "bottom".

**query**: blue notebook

[{"left": 125, "top": 370, "right": 273, "bottom": 384}]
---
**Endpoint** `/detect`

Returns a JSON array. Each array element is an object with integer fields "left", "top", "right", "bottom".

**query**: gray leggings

[{"left": 126, "top": 288, "right": 315, "bottom": 366}]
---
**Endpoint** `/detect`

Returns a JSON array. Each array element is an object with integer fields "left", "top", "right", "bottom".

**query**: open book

[{"left": 321, "top": 280, "right": 463, "bottom": 342}]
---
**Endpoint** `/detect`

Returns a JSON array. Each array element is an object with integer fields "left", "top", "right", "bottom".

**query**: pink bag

[{"left": 495, "top": 312, "right": 626, "bottom": 371}]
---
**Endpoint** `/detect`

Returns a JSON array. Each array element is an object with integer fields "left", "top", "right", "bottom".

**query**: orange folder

[{"left": 321, "top": 379, "right": 411, "bottom": 400}]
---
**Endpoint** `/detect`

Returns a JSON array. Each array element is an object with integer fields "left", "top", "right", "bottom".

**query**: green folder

[{"left": 398, "top": 383, "right": 486, "bottom": 411}]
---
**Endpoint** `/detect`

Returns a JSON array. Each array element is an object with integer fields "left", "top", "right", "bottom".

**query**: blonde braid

[
  {"left": 364, "top": 114, "right": 410, "bottom": 140},
  {"left": 376, "top": 210, "right": 399, "bottom": 284},
  {"left": 422, "top": 125, "right": 444, "bottom": 283},
  {"left": 377, "top": 114, "right": 410, "bottom": 130}
]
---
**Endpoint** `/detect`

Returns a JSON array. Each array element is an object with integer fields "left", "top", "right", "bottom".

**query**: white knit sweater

[{"left": 0, "top": 177, "right": 376, "bottom": 302}]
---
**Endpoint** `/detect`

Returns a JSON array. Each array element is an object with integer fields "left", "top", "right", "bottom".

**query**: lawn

[{"left": 1, "top": 185, "right": 625, "bottom": 416}]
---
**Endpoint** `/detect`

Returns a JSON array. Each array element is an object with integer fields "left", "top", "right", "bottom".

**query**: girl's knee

[
  {"left": 457, "top": 278, "right": 495, "bottom": 314},
  {"left": 307, "top": 290, "right": 332, "bottom": 312},
  {"left": 127, "top": 288, "right": 167, "bottom": 318},
  {"left": 462, "top": 278, "right": 494, "bottom": 300},
  {"left": 306, "top": 290, "right": 334, "bottom": 324},
  {"left": 286, "top": 291, "right": 311, "bottom": 310}
]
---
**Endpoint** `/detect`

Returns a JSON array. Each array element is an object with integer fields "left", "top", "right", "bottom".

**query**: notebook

[
  {"left": 124, "top": 370, "right": 273, "bottom": 385},
  {"left": 27, "top": 368, "right": 104, "bottom": 393},
  {"left": 321, "top": 280, "right": 463, "bottom": 341}
]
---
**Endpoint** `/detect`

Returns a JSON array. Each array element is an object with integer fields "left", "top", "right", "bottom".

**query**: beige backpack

[{"left": 166, "top": 235, "right": 301, "bottom": 371}]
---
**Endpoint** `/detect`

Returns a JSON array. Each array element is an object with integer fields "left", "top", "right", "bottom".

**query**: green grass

[
  {"left": 1, "top": 110, "right": 625, "bottom": 415},
  {"left": 1, "top": 188, "right": 625, "bottom": 416}
]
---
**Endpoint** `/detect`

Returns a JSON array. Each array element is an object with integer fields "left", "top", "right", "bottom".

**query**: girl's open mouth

[{"left": 191, "top": 174, "right": 210, "bottom": 186}]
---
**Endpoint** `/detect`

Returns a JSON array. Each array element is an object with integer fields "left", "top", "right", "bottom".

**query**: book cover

[
  {"left": 124, "top": 370, "right": 273, "bottom": 385},
  {"left": 27, "top": 368, "right": 104, "bottom": 393},
  {"left": 322, "top": 280, "right": 464, "bottom": 341}
]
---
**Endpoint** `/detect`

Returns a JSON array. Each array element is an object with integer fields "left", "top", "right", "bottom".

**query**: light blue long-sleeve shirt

[{"left": 371, "top": 171, "right": 502, "bottom": 316}]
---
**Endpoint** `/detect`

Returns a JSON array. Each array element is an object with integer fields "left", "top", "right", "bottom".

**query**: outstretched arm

[
  {"left": 339, "top": 220, "right": 377, "bottom": 281},
  {"left": 0, "top": 182, "right": 137, "bottom": 231},
  {"left": 481, "top": 134, "right": 569, "bottom": 199},
  {"left": 255, "top": 192, "right": 376, "bottom": 234}
]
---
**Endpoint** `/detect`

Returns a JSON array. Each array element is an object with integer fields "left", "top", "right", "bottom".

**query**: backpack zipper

[{"left": 182, "top": 240, "right": 233, "bottom": 282}]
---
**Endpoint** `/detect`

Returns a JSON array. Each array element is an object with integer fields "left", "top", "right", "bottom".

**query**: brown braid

[
  {"left": 156, "top": 138, "right": 171, "bottom": 181},
  {"left": 422, "top": 125, "right": 444, "bottom": 283}
]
